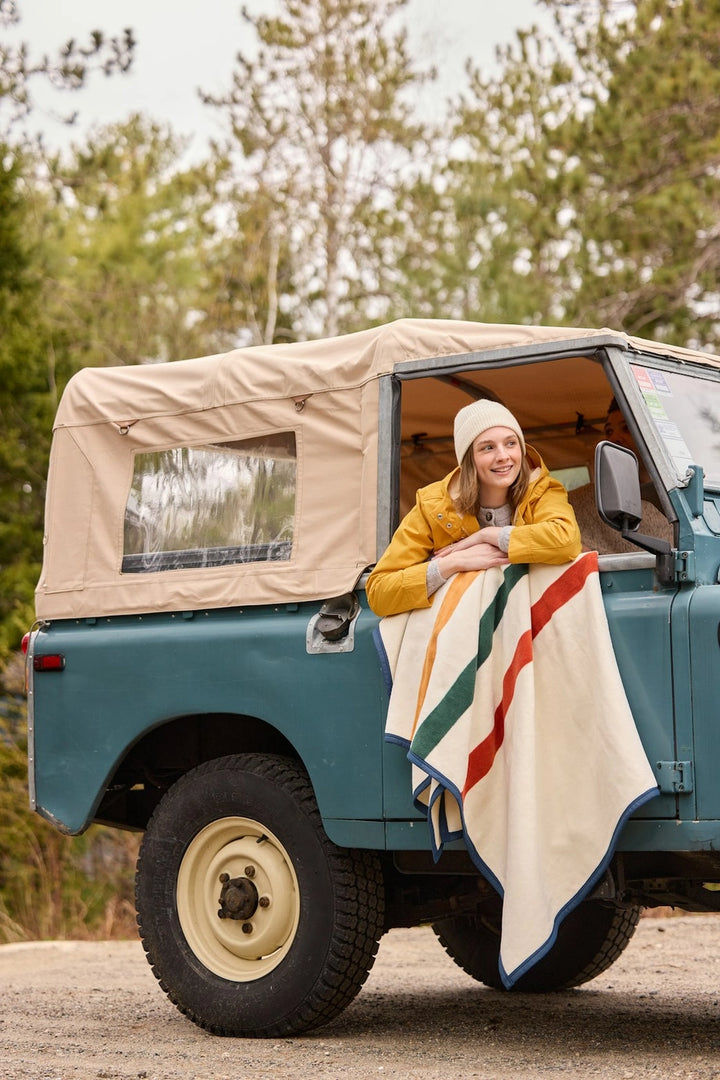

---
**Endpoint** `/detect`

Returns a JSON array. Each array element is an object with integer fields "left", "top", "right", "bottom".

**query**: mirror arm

[
  {"left": 620, "top": 528, "right": 672, "bottom": 557},
  {"left": 619, "top": 529, "right": 675, "bottom": 584}
]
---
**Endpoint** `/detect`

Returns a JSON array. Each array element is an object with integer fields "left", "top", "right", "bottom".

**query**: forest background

[{"left": 0, "top": 0, "right": 718, "bottom": 942}]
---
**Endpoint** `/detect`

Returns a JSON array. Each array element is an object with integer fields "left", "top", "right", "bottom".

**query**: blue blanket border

[{"left": 374, "top": 615, "right": 660, "bottom": 988}]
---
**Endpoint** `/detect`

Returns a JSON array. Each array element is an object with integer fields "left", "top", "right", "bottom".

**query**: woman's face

[{"left": 471, "top": 426, "right": 523, "bottom": 505}]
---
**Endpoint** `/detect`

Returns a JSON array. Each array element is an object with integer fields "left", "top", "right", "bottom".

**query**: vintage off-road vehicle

[{"left": 25, "top": 319, "right": 720, "bottom": 1036}]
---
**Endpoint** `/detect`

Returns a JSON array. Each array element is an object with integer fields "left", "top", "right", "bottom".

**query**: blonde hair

[{"left": 454, "top": 446, "right": 531, "bottom": 518}]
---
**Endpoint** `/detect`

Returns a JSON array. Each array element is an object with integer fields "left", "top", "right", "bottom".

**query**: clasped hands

[{"left": 432, "top": 526, "right": 509, "bottom": 579}]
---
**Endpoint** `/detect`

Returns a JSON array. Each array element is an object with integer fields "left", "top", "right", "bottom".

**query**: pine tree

[
  {"left": 40, "top": 115, "right": 228, "bottom": 376},
  {"left": 202, "top": 0, "right": 434, "bottom": 341}
]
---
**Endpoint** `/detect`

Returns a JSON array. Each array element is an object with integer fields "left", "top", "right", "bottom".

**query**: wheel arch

[{"left": 95, "top": 711, "right": 301, "bottom": 830}]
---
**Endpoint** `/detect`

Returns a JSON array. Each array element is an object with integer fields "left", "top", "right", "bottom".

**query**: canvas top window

[{"left": 122, "top": 432, "right": 297, "bottom": 573}]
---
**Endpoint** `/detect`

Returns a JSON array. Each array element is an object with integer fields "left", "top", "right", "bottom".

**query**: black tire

[
  {"left": 135, "top": 753, "right": 385, "bottom": 1037},
  {"left": 433, "top": 896, "right": 641, "bottom": 992}
]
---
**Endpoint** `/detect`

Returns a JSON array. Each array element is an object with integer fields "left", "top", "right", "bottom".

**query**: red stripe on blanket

[
  {"left": 462, "top": 628, "right": 533, "bottom": 798},
  {"left": 462, "top": 554, "right": 598, "bottom": 796},
  {"left": 530, "top": 551, "right": 597, "bottom": 638}
]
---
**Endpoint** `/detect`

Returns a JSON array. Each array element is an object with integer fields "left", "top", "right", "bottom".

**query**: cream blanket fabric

[{"left": 375, "top": 552, "right": 658, "bottom": 987}]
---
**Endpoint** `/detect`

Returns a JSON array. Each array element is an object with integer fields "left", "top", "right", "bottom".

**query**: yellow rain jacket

[{"left": 366, "top": 446, "right": 581, "bottom": 617}]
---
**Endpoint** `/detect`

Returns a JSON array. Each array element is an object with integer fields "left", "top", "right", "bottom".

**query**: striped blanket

[{"left": 375, "top": 552, "right": 658, "bottom": 987}]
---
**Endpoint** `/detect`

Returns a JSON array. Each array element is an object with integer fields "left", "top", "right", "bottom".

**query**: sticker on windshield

[
  {"left": 655, "top": 420, "right": 695, "bottom": 471},
  {"left": 643, "top": 392, "right": 668, "bottom": 421},
  {"left": 633, "top": 366, "right": 672, "bottom": 396},
  {"left": 648, "top": 370, "right": 671, "bottom": 394},
  {"left": 632, "top": 366, "right": 695, "bottom": 475}
]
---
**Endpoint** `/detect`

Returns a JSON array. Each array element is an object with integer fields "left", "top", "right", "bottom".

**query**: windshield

[{"left": 630, "top": 362, "right": 720, "bottom": 490}]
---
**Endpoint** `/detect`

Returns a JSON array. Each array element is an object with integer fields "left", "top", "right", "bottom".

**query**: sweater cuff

[
  {"left": 497, "top": 525, "right": 514, "bottom": 553},
  {"left": 426, "top": 559, "right": 447, "bottom": 597}
]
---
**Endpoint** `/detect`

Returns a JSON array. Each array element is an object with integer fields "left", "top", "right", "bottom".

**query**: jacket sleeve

[
  {"left": 507, "top": 476, "right": 582, "bottom": 565},
  {"left": 365, "top": 499, "right": 437, "bottom": 617}
]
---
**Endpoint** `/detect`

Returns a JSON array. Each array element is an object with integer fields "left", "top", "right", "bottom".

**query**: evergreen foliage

[
  {"left": 201, "top": 0, "right": 435, "bottom": 340},
  {"left": 40, "top": 114, "right": 229, "bottom": 372},
  {"left": 425, "top": 0, "right": 720, "bottom": 343},
  {"left": 555, "top": 0, "right": 720, "bottom": 343},
  {"left": 0, "top": 146, "right": 52, "bottom": 659}
]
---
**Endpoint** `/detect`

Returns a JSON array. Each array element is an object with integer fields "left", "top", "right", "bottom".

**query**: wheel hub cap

[{"left": 217, "top": 873, "right": 259, "bottom": 921}]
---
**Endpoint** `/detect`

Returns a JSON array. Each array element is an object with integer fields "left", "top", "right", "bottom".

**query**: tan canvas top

[
  {"left": 50, "top": 319, "right": 720, "bottom": 430},
  {"left": 37, "top": 319, "right": 720, "bottom": 620}
]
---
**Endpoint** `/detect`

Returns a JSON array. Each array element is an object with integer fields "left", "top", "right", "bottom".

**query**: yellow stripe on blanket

[{"left": 376, "top": 552, "right": 658, "bottom": 987}]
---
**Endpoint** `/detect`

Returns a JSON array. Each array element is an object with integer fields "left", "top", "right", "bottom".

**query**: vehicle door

[{"left": 377, "top": 339, "right": 682, "bottom": 824}]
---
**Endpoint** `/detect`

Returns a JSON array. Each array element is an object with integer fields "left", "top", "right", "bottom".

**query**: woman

[{"left": 366, "top": 399, "right": 581, "bottom": 617}]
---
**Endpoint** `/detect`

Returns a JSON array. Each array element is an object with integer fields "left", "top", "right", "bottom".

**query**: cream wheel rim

[{"left": 176, "top": 816, "right": 300, "bottom": 981}]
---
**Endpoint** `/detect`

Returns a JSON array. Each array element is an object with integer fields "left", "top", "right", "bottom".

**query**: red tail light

[
  {"left": 21, "top": 632, "right": 30, "bottom": 655},
  {"left": 33, "top": 654, "right": 65, "bottom": 672}
]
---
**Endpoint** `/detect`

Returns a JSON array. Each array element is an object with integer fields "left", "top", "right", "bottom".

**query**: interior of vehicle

[{"left": 396, "top": 354, "right": 673, "bottom": 555}]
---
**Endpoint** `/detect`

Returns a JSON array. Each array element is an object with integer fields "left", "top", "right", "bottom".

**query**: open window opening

[{"left": 397, "top": 355, "right": 672, "bottom": 557}]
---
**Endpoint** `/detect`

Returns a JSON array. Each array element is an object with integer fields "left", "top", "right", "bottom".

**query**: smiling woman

[{"left": 364, "top": 398, "right": 582, "bottom": 619}]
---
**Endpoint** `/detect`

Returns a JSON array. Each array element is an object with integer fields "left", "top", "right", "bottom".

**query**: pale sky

[{"left": 9, "top": 1, "right": 547, "bottom": 157}]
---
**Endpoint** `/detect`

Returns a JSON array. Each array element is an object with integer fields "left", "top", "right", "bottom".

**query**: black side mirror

[
  {"left": 595, "top": 441, "right": 642, "bottom": 532},
  {"left": 595, "top": 440, "right": 672, "bottom": 567}
]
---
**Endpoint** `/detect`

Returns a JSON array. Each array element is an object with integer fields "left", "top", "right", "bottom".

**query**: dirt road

[{"left": 2, "top": 916, "right": 720, "bottom": 1080}]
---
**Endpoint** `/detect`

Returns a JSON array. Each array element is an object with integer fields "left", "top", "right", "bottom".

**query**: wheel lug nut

[
  {"left": 241, "top": 922, "right": 253, "bottom": 934},
  {"left": 244, "top": 865, "right": 255, "bottom": 878},
  {"left": 219, "top": 872, "right": 229, "bottom": 883},
  {"left": 259, "top": 895, "right": 270, "bottom": 908}
]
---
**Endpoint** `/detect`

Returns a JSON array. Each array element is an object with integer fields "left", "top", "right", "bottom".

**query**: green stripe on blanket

[{"left": 411, "top": 562, "right": 528, "bottom": 760}]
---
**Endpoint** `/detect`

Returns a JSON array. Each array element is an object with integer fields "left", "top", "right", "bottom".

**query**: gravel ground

[{"left": 2, "top": 917, "right": 720, "bottom": 1080}]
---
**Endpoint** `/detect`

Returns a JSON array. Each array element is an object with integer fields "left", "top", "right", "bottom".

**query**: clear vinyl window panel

[{"left": 122, "top": 432, "right": 297, "bottom": 573}]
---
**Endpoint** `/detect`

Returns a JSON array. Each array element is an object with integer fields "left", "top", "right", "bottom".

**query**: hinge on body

[
  {"left": 674, "top": 549, "right": 695, "bottom": 582},
  {"left": 655, "top": 760, "right": 693, "bottom": 794}
]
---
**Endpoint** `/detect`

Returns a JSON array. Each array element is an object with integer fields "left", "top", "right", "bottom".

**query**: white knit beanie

[{"left": 453, "top": 400, "right": 525, "bottom": 465}]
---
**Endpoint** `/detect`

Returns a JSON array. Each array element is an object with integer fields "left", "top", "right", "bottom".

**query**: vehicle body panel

[{"left": 30, "top": 600, "right": 390, "bottom": 835}]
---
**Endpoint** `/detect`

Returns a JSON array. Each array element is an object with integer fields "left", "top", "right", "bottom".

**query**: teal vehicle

[{"left": 24, "top": 319, "right": 720, "bottom": 1036}]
